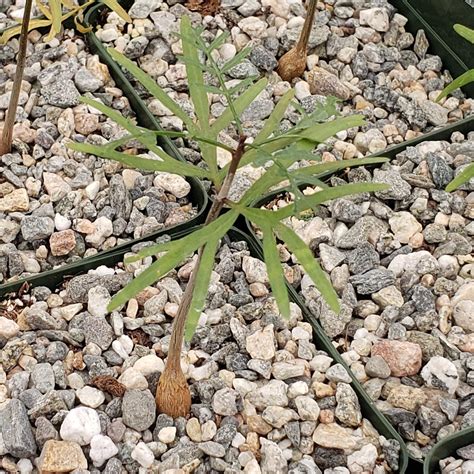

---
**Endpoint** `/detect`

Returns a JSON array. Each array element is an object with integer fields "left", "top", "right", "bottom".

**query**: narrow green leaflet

[
  {"left": 109, "top": 240, "right": 193, "bottom": 311},
  {"left": 254, "top": 89, "right": 295, "bottom": 145},
  {"left": 126, "top": 211, "right": 239, "bottom": 263},
  {"left": 437, "top": 69, "right": 474, "bottom": 101},
  {"left": 102, "top": 0, "right": 132, "bottom": 22},
  {"left": 68, "top": 142, "right": 209, "bottom": 178},
  {"left": 273, "top": 182, "right": 390, "bottom": 221},
  {"left": 211, "top": 78, "right": 267, "bottom": 134},
  {"left": 454, "top": 24, "right": 474, "bottom": 44},
  {"left": 261, "top": 225, "right": 290, "bottom": 318},
  {"left": 238, "top": 115, "right": 366, "bottom": 171},
  {"left": 110, "top": 211, "right": 237, "bottom": 310},
  {"left": 181, "top": 17, "right": 209, "bottom": 134},
  {"left": 185, "top": 237, "right": 220, "bottom": 341},
  {"left": 107, "top": 48, "right": 193, "bottom": 130},
  {"left": 446, "top": 163, "right": 474, "bottom": 192},
  {"left": 275, "top": 222, "right": 339, "bottom": 313}
]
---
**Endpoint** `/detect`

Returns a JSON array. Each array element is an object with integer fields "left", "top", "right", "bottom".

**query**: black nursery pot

[
  {"left": 0, "top": 2, "right": 209, "bottom": 298},
  {"left": 424, "top": 427, "right": 474, "bottom": 474},
  {"left": 0, "top": 225, "right": 409, "bottom": 472},
  {"left": 397, "top": 0, "right": 474, "bottom": 70},
  {"left": 390, "top": 0, "right": 474, "bottom": 98},
  {"left": 227, "top": 227, "right": 410, "bottom": 473},
  {"left": 245, "top": 114, "right": 474, "bottom": 472}
]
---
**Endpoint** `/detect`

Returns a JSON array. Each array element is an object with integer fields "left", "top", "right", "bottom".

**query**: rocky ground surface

[
  {"left": 97, "top": 0, "right": 474, "bottom": 161},
  {"left": 0, "top": 27, "right": 196, "bottom": 284},
  {"left": 438, "top": 443, "right": 474, "bottom": 474},
  {"left": 0, "top": 239, "right": 401, "bottom": 472},
  {"left": 253, "top": 131, "right": 474, "bottom": 460}
]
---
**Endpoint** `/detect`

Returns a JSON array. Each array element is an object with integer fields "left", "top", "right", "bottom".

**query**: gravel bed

[
  {"left": 96, "top": 0, "right": 473, "bottom": 162},
  {"left": 252, "top": 130, "right": 474, "bottom": 460},
  {"left": 0, "top": 27, "right": 196, "bottom": 284},
  {"left": 438, "top": 444, "right": 474, "bottom": 474},
  {"left": 0, "top": 238, "right": 401, "bottom": 472}
]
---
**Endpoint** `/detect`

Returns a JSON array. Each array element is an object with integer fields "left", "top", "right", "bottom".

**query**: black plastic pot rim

[
  {"left": 0, "top": 225, "right": 194, "bottom": 299},
  {"left": 0, "top": 224, "right": 409, "bottom": 473},
  {"left": 393, "top": 0, "right": 474, "bottom": 71},
  {"left": 0, "top": 0, "right": 210, "bottom": 298},
  {"left": 423, "top": 426, "right": 474, "bottom": 474},
  {"left": 244, "top": 113, "right": 474, "bottom": 469}
]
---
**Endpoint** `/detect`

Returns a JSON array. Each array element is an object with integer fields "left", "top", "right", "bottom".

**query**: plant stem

[
  {"left": 0, "top": 0, "right": 33, "bottom": 155},
  {"left": 296, "top": 0, "right": 317, "bottom": 54},
  {"left": 166, "top": 133, "right": 247, "bottom": 372}
]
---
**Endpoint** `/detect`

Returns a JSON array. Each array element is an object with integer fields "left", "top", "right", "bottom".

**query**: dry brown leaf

[
  {"left": 186, "top": 0, "right": 220, "bottom": 16},
  {"left": 91, "top": 375, "right": 126, "bottom": 397}
]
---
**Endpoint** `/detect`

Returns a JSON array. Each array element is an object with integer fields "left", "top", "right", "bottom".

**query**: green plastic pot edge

[
  {"left": 424, "top": 426, "right": 474, "bottom": 474},
  {"left": 0, "top": 222, "right": 409, "bottom": 472},
  {"left": 0, "top": 225, "right": 193, "bottom": 299},
  {"left": 401, "top": 0, "right": 474, "bottom": 71},
  {"left": 244, "top": 114, "right": 474, "bottom": 470}
]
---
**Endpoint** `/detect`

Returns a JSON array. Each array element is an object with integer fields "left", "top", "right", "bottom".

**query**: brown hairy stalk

[
  {"left": 156, "top": 135, "right": 247, "bottom": 418},
  {"left": 0, "top": 0, "right": 33, "bottom": 155},
  {"left": 276, "top": 0, "right": 317, "bottom": 82}
]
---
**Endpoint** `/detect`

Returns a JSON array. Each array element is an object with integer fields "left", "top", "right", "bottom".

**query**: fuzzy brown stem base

[
  {"left": 156, "top": 365, "right": 192, "bottom": 418},
  {"left": 276, "top": 0, "right": 317, "bottom": 82}
]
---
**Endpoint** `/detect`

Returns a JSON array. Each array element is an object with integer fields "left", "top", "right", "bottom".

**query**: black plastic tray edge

[
  {"left": 0, "top": 226, "right": 193, "bottom": 299},
  {"left": 390, "top": 0, "right": 474, "bottom": 98},
  {"left": 423, "top": 426, "right": 474, "bottom": 474},
  {"left": 244, "top": 114, "right": 474, "bottom": 471},
  {"left": 401, "top": 0, "right": 474, "bottom": 71},
  {"left": 0, "top": 222, "right": 408, "bottom": 472}
]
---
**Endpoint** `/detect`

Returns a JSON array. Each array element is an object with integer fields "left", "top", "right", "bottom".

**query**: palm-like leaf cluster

[{"left": 69, "top": 16, "right": 389, "bottom": 340}]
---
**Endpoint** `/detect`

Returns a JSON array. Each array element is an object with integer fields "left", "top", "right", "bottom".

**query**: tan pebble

[
  {"left": 319, "top": 409, "right": 334, "bottom": 424},
  {"left": 50, "top": 230, "right": 76, "bottom": 257},
  {"left": 38, "top": 440, "right": 87, "bottom": 472},
  {"left": 409, "top": 232, "right": 424, "bottom": 248},
  {"left": 164, "top": 302, "right": 178, "bottom": 318},
  {"left": 0, "top": 188, "right": 29, "bottom": 212},
  {"left": 246, "top": 415, "right": 272, "bottom": 435},
  {"left": 126, "top": 299, "right": 138, "bottom": 319}
]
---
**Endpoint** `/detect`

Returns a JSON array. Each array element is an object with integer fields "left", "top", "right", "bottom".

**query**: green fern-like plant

[{"left": 69, "top": 17, "right": 389, "bottom": 417}]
